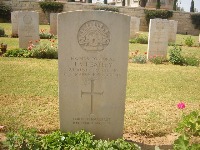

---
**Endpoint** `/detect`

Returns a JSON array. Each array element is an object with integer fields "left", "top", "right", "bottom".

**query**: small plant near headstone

[
  {"left": 131, "top": 50, "right": 147, "bottom": 64},
  {"left": 4, "top": 129, "right": 141, "bottom": 150},
  {"left": 3, "top": 48, "right": 31, "bottom": 58},
  {"left": 129, "top": 34, "right": 148, "bottom": 44},
  {"left": 0, "top": 4, "right": 12, "bottom": 22},
  {"left": 169, "top": 45, "right": 184, "bottom": 65},
  {"left": 40, "top": 29, "right": 55, "bottom": 39},
  {"left": 0, "top": 27, "right": 6, "bottom": 37},
  {"left": 3, "top": 39, "right": 58, "bottom": 59},
  {"left": 28, "top": 39, "right": 58, "bottom": 59},
  {"left": 149, "top": 55, "right": 167, "bottom": 65},
  {"left": 184, "top": 36, "right": 194, "bottom": 47},
  {"left": 184, "top": 56, "right": 199, "bottom": 67},
  {"left": 173, "top": 102, "right": 200, "bottom": 149}
]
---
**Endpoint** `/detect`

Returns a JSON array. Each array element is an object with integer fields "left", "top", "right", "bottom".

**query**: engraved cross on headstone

[{"left": 81, "top": 80, "right": 103, "bottom": 115}]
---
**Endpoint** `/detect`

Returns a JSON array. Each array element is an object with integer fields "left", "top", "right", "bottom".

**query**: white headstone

[
  {"left": 11, "top": 11, "right": 19, "bottom": 37},
  {"left": 18, "top": 11, "right": 39, "bottom": 49},
  {"left": 147, "top": 19, "right": 169, "bottom": 59},
  {"left": 58, "top": 11, "right": 130, "bottom": 140},
  {"left": 168, "top": 20, "right": 178, "bottom": 43},
  {"left": 199, "top": 33, "right": 200, "bottom": 44},
  {"left": 50, "top": 13, "right": 58, "bottom": 35},
  {"left": 130, "top": 17, "right": 140, "bottom": 39}
]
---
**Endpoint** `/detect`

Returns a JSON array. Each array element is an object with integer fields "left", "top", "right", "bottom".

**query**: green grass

[{"left": 0, "top": 23, "right": 200, "bottom": 137}]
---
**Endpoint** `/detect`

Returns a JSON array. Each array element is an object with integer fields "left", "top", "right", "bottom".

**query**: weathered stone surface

[
  {"left": 18, "top": 11, "right": 39, "bottom": 49},
  {"left": 130, "top": 17, "right": 140, "bottom": 38},
  {"left": 147, "top": 18, "right": 169, "bottom": 59},
  {"left": 168, "top": 20, "right": 178, "bottom": 43},
  {"left": 58, "top": 11, "right": 130, "bottom": 140},
  {"left": 50, "top": 13, "right": 58, "bottom": 35},
  {"left": 11, "top": 11, "right": 19, "bottom": 36}
]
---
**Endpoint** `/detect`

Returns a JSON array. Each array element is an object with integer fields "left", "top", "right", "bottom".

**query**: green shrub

[
  {"left": 40, "top": 29, "right": 54, "bottom": 39},
  {"left": 39, "top": 2, "right": 64, "bottom": 13},
  {"left": 3, "top": 49, "right": 31, "bottom": 58},
  {"left": 132, "top": 50, "right": 147, "bottom": 64},
  {"left": 184, "top": 56, "right": 199, "bottom": 66},
  {"left": 169, "top": 45, "right": 184, "bottom": 65},
  {"left": 144, "top": 10, "right": 173, "bottom": 24},
  {"left": 173, "top": 110, "right": 200, "bottom": 149},
  {"left": 191, "top": 13, "right": 200, "bottom": 29},
  {"left": 0, "top": 27, "right": 5, "bottom": 37},
  {"left": 149, "top": 55, "right": 167, "bottom": 65},
  {"left": 0, "top": 4, "right": 12, "bottom": 22},
  {"left": 29, "top": 39, "right": 58, "bottom": 59},
  {"left": 184, "top": 36, "right": 194, "bottom": 47},
  {"left": 4, "top": 129, "right": 140, "bottom": 150},
  {"left": 94, "top": 6, "right": 119, "bottom": 12},
  {"left": 129, "top": 35, "right": 148, "bottom": 44}
]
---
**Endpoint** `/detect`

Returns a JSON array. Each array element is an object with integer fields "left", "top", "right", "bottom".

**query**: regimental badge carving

[
  {"left": 77, "top": 20, "right": 110, "bottom": 51},
  {"left": 23, "top": 14, "right": 32, "bottom": 24}
]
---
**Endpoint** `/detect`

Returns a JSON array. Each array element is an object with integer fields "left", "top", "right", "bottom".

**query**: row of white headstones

[
  {"left": 11, "top": 10, "right": 179, "bottom": 140},
  {"left": 11, "top": 10, "right": 178, "bottom": 60}
]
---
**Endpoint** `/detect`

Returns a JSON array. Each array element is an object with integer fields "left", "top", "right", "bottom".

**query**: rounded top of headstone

[{"left": 77, "top": 20, "right": 110, "bottom": 52}]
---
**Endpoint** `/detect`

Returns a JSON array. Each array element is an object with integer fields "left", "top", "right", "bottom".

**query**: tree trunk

[{"left": 140, "top": 0, "right": 147, "bottom": 7}]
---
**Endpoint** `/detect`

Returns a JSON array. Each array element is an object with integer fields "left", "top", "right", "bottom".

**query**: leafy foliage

[
  {"left": 149, "top": 55, "right": 167, "bottom": 65},
  {"left": 3, "top": 40, "right": 58, "bottom": 59},
  {"left": 4, "top": 129, "right": 140, "bottom": 150},
  {"left": 39, "top": 2, "right": 63, "bottom": 13},
  {"left": 173, "top": 110, "right": 200, "bottom": 149},
  {"left": 191, "top": 13, "right": 200, "bottom": 30},
  {"left": 184, "top": 56, "right": 199, "bottom": 66},
  {"left": 184, "top": 36, "right": 194, "bottom": 47},
  {"left": 3, "top": 49, "right": 31, "bottom": 58},
  {"left": 144, "top": 10, "right": 173, "bottom": 24},
  {"left": 40, "top": 29, "right": 55, "bottom": 39},
  {"left": 176, "top": 110, "right": 200, "bottom": 136},
  {"left": 0, "top": 4, "right": 12, "bottom": 22},
  {"left": 94, "top": 6, "right": 119, "bottom": 12},
  {"left": 131, "top": 50, "right": 147, "bottom": 64},
  {"left": 169, "top": 45, "right": 184, "bottom": 65},
  {"left": 0, "top": 27, "right": 6, "bottom": 37}
]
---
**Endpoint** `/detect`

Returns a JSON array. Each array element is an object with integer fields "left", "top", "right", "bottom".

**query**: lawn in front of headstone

[{"left": 0, "top": 23, "right": 200, "bottom": 147}]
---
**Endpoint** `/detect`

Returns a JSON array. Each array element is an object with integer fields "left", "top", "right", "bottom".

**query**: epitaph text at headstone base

[
  {"left": 11, "top": 11, "right": 19, "bottom": 37},
  {"left": 50, "top": 13, "right": 58, "bottom": 35},
  {"left": 168, "top": 20, "right": 178, "bottom": 43},
  {"left": 58, "top": 11, "right": 130, "bottom": 140},
  {"left": 147, "top": 18, "right": 169, "bottom": 60},
  {"left": 18, "top": 11, "right": 39, "bottom": 49},
  {"left": 130, "top": 17, "right": 140, "bottom": 39}
]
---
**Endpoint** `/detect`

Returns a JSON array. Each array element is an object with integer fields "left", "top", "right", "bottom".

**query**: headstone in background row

[
  {"left": 58, "top": 11, "right": 130, "bottom": 140},
  {"left": 147, "top": 18, "right": 169, "bottom": 59},
  {"left": 50, "top": 13, "right": 58, "bottom": 35},
  {"left": 130, "top": 17, "right": 140, "bottom": 39},
  {"left": 168, "top": 20, "right": 178, "bottom": 43},
  {"left": 18, "top": 11, "right": 39, "bottom": 49},
  {"left": 11, "top": 11, "right": 19, "bottom": 37}
]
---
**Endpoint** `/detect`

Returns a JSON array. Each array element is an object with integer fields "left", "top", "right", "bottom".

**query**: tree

[
  {"left": 122, "top": 0, "right": 125, "bottom": 6},
  {"left": 139, "top": 0, "right": 147, "bottom": 7},
  {"left": 104, "top": 0, "right": 107, "bottom": 4},
  {"left": 190, "top": 0, "right": 194, "bottom": 12},
  {"left": 156, "top": 0, "right": 161, "bottom": 9},
  {"left": 173, "top": 0, "right": 178, "bottom": 11}
]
